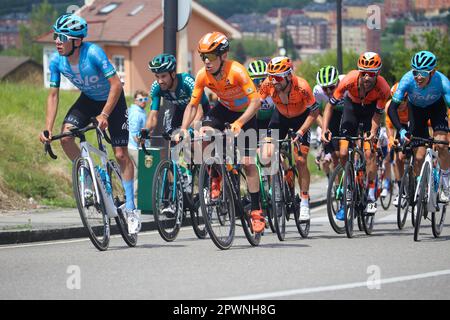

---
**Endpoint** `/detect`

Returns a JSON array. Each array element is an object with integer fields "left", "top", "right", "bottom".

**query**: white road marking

[{"left": 219, "top": 269, "right": 450, "bottom": 300}]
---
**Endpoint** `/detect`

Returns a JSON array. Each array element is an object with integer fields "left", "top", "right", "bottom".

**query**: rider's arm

[
  {"left": 45, "top": 87, "right": 60, "bottom": 134},
  {"left": 298, "top": 106, "right": 320, "bottom": 136},
  {"left": 235, "top": 96, "right": 261, "bottom": 127},
  {"left": 370, "top": 112, "right": 382, "bottom": 138},
  {"left": 316, "top": 114, "right": 323, "bottom": 128},
  {"left": 297, "top": 83, "right": 319, "bottom": 135},
  {"left": 232, "top": 69, "right": 261, "bottom": 127},
  {"left": 182, "top": 71, "right": 206, "bottom": 131},
  {"left": 101, "top": 75, "right": 122, "bottom": 117},
  {"left": 144, "top": 110, "right": 159, "bottom": 132},
  {"left": 387, "top": 100, "right": 404, "bottom": 132},
  {"left": 321, "top": 102, "right": 333, "bottom": 135}
]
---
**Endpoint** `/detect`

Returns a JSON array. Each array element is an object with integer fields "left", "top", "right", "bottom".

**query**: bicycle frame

[
  {"left": 78, "top": 133, "right": 118, "bottom": 219},
  {"left": 414, "top": 147, "right": 440, "bottom": 212}
]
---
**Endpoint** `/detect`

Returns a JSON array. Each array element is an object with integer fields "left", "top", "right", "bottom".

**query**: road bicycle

[
  {"left": 140, "top": 131, "right": 206, "bottom": 242},
  {"left": 375, "top": 144, "right": 393, "bottom": 210},
  {"left": 269, "top": 129, "right": 310, "bottom": 241},
  {"left": 409, "top": 137, "right": 448, "bottom": 241},
  {"left": 44, "top": 120, "right": 137, "bottom": 251},
  {"left": 198, "top": 124, "right": 262, "bottom": 250}
]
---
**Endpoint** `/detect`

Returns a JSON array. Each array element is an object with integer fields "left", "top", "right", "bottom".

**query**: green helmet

[
  {"left": 316, "top": 65, "right": 339, "bottom": 87},
  {"left": 247, "top": 60, "right": 268, "bottom": 79},
  {"left": 148, "top": 53, "right": 176, "bottom": 73}
]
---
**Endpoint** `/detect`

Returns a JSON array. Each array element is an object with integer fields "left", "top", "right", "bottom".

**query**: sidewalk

[{"left": 0, "top": 178, "right": 328, "bottom": 245}]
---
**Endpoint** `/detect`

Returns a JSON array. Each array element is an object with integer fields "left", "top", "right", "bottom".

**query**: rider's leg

[
  {"left": 114, "top": 146, "right": 135, "bottom": 210},
  {"left": 60, "top": 123, "right": 81, "bottom": 161},
  {"left": 365, "top": 146, "right": 377, "bottom": 201}
]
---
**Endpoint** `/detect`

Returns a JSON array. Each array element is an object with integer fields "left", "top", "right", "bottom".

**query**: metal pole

[
  {"left": 164, "top": 0, "right": 178, "bottom": 55},
  {"left": 336, "top": 0, "right": 343, "bottom": 72}
]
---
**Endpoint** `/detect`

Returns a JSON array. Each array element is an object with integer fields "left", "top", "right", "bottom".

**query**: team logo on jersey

[{"left": 246, "top": 88, "right": 254, "bottom": 94}]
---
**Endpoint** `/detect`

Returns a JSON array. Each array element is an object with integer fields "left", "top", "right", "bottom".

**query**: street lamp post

[
  {"left": 336, "top": 0, "right": 343, "bottom": 73},
  {"left": 163, "top": 0, "right": 178, "bottom": 55}
]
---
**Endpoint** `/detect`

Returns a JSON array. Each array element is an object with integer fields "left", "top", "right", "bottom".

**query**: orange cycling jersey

[
  {"left": 385, "top": 99, "right": 408, "bottom": 129},
  {"left": 190, "top": 60, "right": 259, "bottom": 112},
  {"left": 332, "top": 70, "right": 391, "bottom": 111},
  {"left": 259, "top": 75, "right": 316, "bottom": 118}
]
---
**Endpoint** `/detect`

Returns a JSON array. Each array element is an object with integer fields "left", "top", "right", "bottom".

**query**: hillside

[
  {"left": 0, "top": 83, "right": 80, "bottom": 210},
  {"left": 0, "top": 0, "right": 84, "bottom": 16}
]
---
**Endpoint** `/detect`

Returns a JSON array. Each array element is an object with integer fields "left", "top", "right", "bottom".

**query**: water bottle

[
  {"left": 433, "top": 168, "right": 440, "bottom": 193},
  {"left": 180, "top": 165, "right": 192, "bottom": 194},
  {"left": 96, "top": 165, "right": 112, "bottom": 195}
]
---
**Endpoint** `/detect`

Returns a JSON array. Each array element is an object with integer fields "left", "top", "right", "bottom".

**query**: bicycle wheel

[
  {"left": 107, "top": 160, "right": 137, "bottom": 247},
  {"left": 380, "top": 175, "right": 393, "bottom": 210},
  {"left": 236, "top": 169, "right": 261, "bottom": 246},
  {"left": 327, "top": 164, "right": 345, "bottom": 234},
  {"left": 414, "top": 163, "right": 430, "bottom": 241},
  {"left": 73, "top": 157, "right": 110, "bottom": 251},
  {"left": 272, "top": 166, "right": 287, "bottom": 241},
  {"left": 343, "top": 162, "right": 356, "bottom": 238},
  {"left": 188, "top": 165, "right": 207, "bottom": 239},
  {"left": 397, "top": 167, "right": 413, "bottom": 230},
  {"left": 432, "top": 203, "right": 446, "bottom": 238},
  {"left": 199, "top": 160, "right": 235, "bottom": 250},
  {"left": 152, "top": 160, "right": 183, "bottom": 242},
  {"left": 262, "top": 175, "right": 276, "bottom": 233},
  {"left": 294, "top": 194, "right": 310, "bottom": 238}
]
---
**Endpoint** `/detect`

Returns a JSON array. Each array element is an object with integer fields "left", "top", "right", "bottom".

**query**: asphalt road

[{"left": 1, "top": 204, "right": 450, "bottom": 300}]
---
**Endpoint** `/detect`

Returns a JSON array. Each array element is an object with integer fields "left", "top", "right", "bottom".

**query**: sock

[
  {"left": 384, "top": 178, "right": 390, "bottom": 189},
  {"left": 250, "top": 192, "right": 261, "bottom": 211},
  {"left": 301, "top": 191, "right": 309, "bottom": 207},
  {"left": 368, "top": 180, "right": 375, "bottom": 201},
  {"left": 122, "top": 179, "right": 135, "bottom": 210}
]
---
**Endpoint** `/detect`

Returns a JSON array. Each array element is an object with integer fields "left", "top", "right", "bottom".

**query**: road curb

[{"left": 0, "top": 199, "right": 328, "bottom": 245}]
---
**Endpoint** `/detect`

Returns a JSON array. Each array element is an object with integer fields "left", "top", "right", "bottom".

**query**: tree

[
  {"left": 229, "top": 37, "right": 277, "bottom": 61},
  {"left": 295, "top": 49, "right": 360, "bottom": 87},
  {"left": 19, "top": 0, "right": 58, "bottom": 63},
  {"left": 233, "top": 42, "right": 247, "bottom": 64}
]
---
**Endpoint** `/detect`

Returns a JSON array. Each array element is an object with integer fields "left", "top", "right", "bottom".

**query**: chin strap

[
  {"left": 211, "top": 57, "right": 225, "bottom": 77},
  {"left": 65, "top": 40, "right": 82, "bottom": 57}
]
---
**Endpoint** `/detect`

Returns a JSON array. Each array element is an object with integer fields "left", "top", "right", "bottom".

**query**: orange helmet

[
  {"left": 358, "top": 52, "right": 382, "bottom": 72},
  {"left": 197, "top": 31, "right": 229, "bottom": 54},
  {"left": 267, "top": 56, "right": 293, "bottom": 76}
]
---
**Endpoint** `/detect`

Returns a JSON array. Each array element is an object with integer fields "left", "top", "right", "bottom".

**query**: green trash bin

[{"left": 137, "top": 147, "right": 162, "bottom": 214}]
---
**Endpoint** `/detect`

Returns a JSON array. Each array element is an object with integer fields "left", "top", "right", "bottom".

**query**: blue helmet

[
  {"left": 53, "top": 14, "right": 88, "bottom": 38},
  {"left": 148, "top": 54, "right": 177, "bottom": 73},
  {"left": 411, "top": 51, "right": 437, "bottom": 71}
]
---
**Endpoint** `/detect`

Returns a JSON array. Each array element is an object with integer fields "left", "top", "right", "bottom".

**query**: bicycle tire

[
  {"left": 380, "top": 176, "right": 393, "bottom": 210},
  {"left": 236, "top": 170, "right": 261, "bottom": 246},
  {"left": 73, "top": 157, "right": 110, "bottom": 251},
  {"left": 107, "top": 160, "right": 137, "bottom": 247},
  {"left": 432, "top": 204, "right": 446, "bottom": 238},
  {"left": 294, "top": 194, "right": 310, "bottom": 238},
  {"left": 414, "top": 163, "right": 430, "bottom": 241},
  {"left": 327, "top": 164, "right": 345, "bottom": 234},
  {"left": 262, "top": 174, "right": 275, "bottom": 233},
  {"left": 272, "top": 166, "right": 287, "bottom": 241},
  {"left": 343, "top": 161, "right": 356, "bottom": 238},
  {"left": 152, "top": 160, "right": 183, "bottom": 242},
  {"left": 199, "top": 161, "right": 235, "bottom": 250},
  {"left": 397, "top": 167, "right": 412, "bottom": 230},
  {"left": 188, "top": 165, "right": 207, "bottom": 239}
]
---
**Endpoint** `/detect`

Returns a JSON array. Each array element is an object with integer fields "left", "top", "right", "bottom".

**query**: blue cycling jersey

[
  {"left": 393, "top": 70, "right": 450, "bottom": 108},
  {"left": 150, "top": 73, "right": 209, "bottom": 111},
  {"left": 49, "top": 42, "right": 116, "bottom": 101}
]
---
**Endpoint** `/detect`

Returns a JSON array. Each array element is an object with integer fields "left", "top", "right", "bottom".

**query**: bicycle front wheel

[
  {"left": 327, "top": 164, "right": 345, "bottom": 234},
  {"left": 272, "top": 167, "right": 287, "bottom": 241},
  {"left": 414, "top": 163, "right": 430, "bottom": 241},
  {"left": 73, "top": 157, "right": 110, "bottom": 251},
  {"left": 188, "top": 165, "right": 207, "bottom": 239},
  {"left": 107, "top": 160, "right": 137, "bottom": 247},
  {"left": 380, "top": 176, "right": 393, "bottom": 210},
  {"left": 432, "top": 204, "right": 446, "bottom": 238},
  {"left": 397, "top": 166, "right": 413, "bottom": 230},
  {"left": 343, "top": 162, "right": 356, "bottom": 238},
  {"left": 152, "top": 160, "right": 183, "bottom": 242},
  {"left": 199, "top": 161, "right": 235, "bottom": 250},
  {"left": 237, "top": 169, "right": 261, "bottom": 246}
]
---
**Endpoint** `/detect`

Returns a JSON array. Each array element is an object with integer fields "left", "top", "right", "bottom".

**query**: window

[
  {"left": 129, "top": 4, "right": 144, "bottom": 16},
  {"left": 112, "top": 55, "right": 125, "bottom": 73},
  {"left": 98, "top": 2, "right": 120, "bottom": 15}
]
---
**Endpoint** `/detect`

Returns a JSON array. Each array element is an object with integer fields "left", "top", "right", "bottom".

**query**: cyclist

[
  {"left": 144, "top": 53, "right": 210, "bottom": 135},
  {"left": 260, "top": 56, "right": 320, "bottom": 221},
  {"left": 322, "top": 52, "right": 391, "bottom": 217},
  {"left": 39, "top": 14, "right": 140, "bottom": 232},
  {"left": 247, "top": 59, "right": 275, "bottom": 134},
  {"left": 178, "top": 31, "right": 265, "bottom": 233},
  {"left": 377, "top": 126, "right": 392, "bottom": 198},
  {"left": 388, "top": 50, "right": 450, "bottom": 202},
  {"left": 385, "top": 82, "right": 409, "bottom": 206},
  {"left": 314, "top": 65, "right": 345, "bottom": 178}
]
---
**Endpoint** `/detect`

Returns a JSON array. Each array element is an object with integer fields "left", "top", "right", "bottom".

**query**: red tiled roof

[{"left": 37, "top": 0, "right": 163, "bottom": 44}]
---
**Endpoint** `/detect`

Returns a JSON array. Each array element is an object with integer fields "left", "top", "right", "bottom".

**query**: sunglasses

[
  {"left": 269, "top": 75, "right": 286, "bottom": 83},
  {"left": 252, "top": 77, "right": 265, "bottom": 86},
  {"left": 359, "top": 71, "right": 378, "bottom": 78},
  {"left": 200, "top": 53, "right": 219, "bottom": 62},
  {"left": 412, "top": 69, "right": 432, "bottom": 78},
  {"left": 53, "top": 33, "right": 79, "bottom": 43},
  {"left": 137, "top": 97, "right": 149, "bottom": 103}
]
